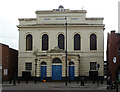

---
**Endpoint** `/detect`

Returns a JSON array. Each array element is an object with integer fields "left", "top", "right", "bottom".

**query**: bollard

[
  {"left": 13, "top": 79, "right": 16, "bottom": 85},
  {"left": 69, "top": 79, "right": 71, "bottom": 83},
  {"left": 101, "top": 80, "right": 103, "bottom": 84},
  {"left": 26, "top": 80, "right": 28, "bottom": 84},
  {"left": 81, "top": 78, "right": 84, "bottom": 86},
  {"left": 9, "top": 79, "right": 12, "bottom": 84},
  {"left": 77, "top": 77, "right": 79, "bottom": 84},
  {"left": 18, "top": 79, "right": 20, "bottom": 84},
  {"left": 116, "top": 83, "right": 118, "bottom": 92},
  {"left": 97, "top": 80, "right": 99, "bottom": 86}
]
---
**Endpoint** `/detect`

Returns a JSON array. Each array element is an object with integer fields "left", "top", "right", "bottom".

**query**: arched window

[
  {"left": 26, "top": 34, "right": 32, "bottom": 51},
  {"left": 42, "top": 34, "right": 48, "bottom": 50},
  {"left": 69, "top": 61, "right": 74, "bottom": 65},
  {"left": 41, "top": 61, "right": 47, "bottom": 65},
  {"left": 90, "top": 34, "right": 97, "bottom": 50},
  {"left": 52, "top": 58, "right": 62, "bottom": 63},
  {"left": 74, "top": 34, "right": 81, "bottom": 50},
  {"left": 58, "top": 34, "right": 64, "bottom": 50}
]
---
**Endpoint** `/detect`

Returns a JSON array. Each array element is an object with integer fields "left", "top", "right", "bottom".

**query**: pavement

[{"left": 1, "top": 81, "right": 119, "bottom": 91}]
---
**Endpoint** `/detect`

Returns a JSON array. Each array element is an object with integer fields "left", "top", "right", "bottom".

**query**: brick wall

[{"left": 107, "top": 31, "right": 120, "bottom": 81}]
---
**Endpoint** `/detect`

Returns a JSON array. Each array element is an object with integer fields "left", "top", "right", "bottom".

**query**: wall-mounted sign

[{"left": 113, "top": 57, "right": 116, "bottom": 63}]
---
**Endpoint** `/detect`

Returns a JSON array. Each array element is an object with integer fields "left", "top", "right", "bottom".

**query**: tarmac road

[
  {"left": 1, "top": 90, "right": 117, "bottom": 92},
  {"left": 1, "top": 81, "right": 119, "bottom": 92}
]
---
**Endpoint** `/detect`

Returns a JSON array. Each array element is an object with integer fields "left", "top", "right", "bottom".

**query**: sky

[{"left": 0, "top": 0, "right": 119, "bottom": 60}]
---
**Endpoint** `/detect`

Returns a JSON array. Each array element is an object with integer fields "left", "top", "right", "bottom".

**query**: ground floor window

[
  {"left": 90, "top": 62, "right": 97, "bottom": 70},
  {"left": 25, "top": 62, "right": 32, "bottom": 70}
]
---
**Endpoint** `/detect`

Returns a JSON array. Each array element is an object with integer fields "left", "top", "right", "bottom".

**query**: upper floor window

[
  {"left": 74, "top": 34, "right": 81, "bottom": 50},
  {"left": 90, "top": 34, "right": 97, "bottom": 50},
  {"left": 26, "top": 34, "right": 32, "bottom": 51},
  {"left": 58, "top": 34, "right": 64, "bottom": 50},
  {"left": 42, "top": 34, "right": 48, "bottom": 50}
]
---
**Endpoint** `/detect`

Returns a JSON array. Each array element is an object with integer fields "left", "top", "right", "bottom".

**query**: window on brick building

[{"left": 118, "top": 46, "right": 120, "bottom": 53}]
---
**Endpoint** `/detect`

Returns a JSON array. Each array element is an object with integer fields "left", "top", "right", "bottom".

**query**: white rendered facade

[{"left": 17, "top": 6, "right": 104, "bottom": 80}]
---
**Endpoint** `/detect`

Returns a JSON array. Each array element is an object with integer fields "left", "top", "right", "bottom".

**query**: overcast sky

[{"left": 0, "top": 0, "right": 119, "bottom": 60}]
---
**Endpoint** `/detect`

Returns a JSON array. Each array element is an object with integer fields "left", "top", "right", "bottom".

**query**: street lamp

[
  {"left": 96, "top": 63, "right": 100, "bottom": 86},
  {"left": 78, "top": 55, "right": 80, "bottom": 84},
  {"left": 35, "top": 58, "right": 37, "bottom": 84},
  {"left": 65, "top": 17, "right": 68, "bottom": 86},
  {"left": 33, "top": 48, "right": 38, "bottom": 84}
]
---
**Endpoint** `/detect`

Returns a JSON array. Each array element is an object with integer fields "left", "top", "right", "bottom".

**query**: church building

[{"left": 17, "top": 5, "right": 104, "bottom": 81}]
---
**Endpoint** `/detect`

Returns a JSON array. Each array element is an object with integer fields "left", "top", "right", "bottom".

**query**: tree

[{"left": 33, "top": 48, "right": 38, "bottom": 57}]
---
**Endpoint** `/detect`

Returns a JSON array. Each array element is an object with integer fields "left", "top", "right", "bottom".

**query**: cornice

[{"left": 17, "top": 24, "right": 105, "bottom": 28}]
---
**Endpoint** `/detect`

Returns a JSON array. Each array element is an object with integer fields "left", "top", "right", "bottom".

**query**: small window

[
  {"left": 69, "top": 61, "right": 74, "bottom": 65},
  {"left": 52, "top": 58, "right": 62, "bottom": 63},
  {"left": 25, "top": 63, "right": 32, "bottom": 70},
  {"left": 90, "top": 62, "right": 97, "bottom": 70},
  {"left": 118, "top": 46, "right": 120, "bottom": 53},
  {"left": 41, "top": 62, "right": 47, "bottom": 65}
]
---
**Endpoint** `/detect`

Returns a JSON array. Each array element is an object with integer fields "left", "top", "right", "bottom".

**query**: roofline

[
  {"left": 35, "top": 10, "right": 87, "bottom": 14},
  {"left": 0, "top": 43, "right": 9, "bottom": 47},
  {"left": 86, "top": 18, "right": 104, "bottom": 20},
  {"left": 0, "top": 43, "right": 18, "bottom": 51},
  {"left": 18, "top": 18, "right": 36, "bottom": 21}
]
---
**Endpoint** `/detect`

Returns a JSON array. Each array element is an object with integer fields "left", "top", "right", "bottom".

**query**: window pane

[
  {"left": 58, "top": 34, "right": 64, "bottom": 50},
  {"left": 90, "top": 62, "right": 96, "bottom": 70},
  {"left": 41, "top": 62, "right": 47, "bottom": 65},
  {"left": 26, "top": 34, "right": 32, "bottom": 51},
  {"left": 25, "top": 63, "right": 32, "bottom": 70},
  {"left": 118, "top": 46, "right": 120, "bottom": 52},
  {"left": 42, "top": 34, "right": 48, "bottom": 50},
  {"left": 90, "top": 34, "right": 97, "bottom": 50},
  {"left": 74, "top": 34, "right": 80, "bottom": 50}
]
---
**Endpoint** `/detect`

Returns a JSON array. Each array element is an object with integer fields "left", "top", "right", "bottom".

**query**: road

[
  {"left": 1, "top": 90, "right": 117, "bottom": 92},
  {"left": 1, "top": 81, "right": 119, "bottom": 92}
]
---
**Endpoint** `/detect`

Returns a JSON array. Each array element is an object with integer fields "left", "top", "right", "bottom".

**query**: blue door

[
  {"left": 41, "top": 66, "right": 47, "bottom": 80},
  {"left": 52, "top": 65, "right": 62, "bottom": 80},
  {"left": 69, "top": 66, "right": 75, "bottom": 80}
]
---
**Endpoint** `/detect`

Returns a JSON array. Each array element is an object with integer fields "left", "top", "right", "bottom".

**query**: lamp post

[
  {"left": 97, "top": 64, "right": 100, "bottom": 86},
  {"left": 78, "top": 55, "right": 80, "bottom": 84},
  {"left": 35, "top": 58, "right": 37, "bottom": 84},
  {"left": 69, "top": 61, "right": 71, "bottom": 83},
  {"left": 33, "top": 48, "right": 38, "bottom": 84},
  {"left": 65, "top": 17, "right": 68, "bottom": 86}
]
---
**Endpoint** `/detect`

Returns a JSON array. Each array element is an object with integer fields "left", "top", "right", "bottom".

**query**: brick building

[
  {"left": 107, "top": 30, "right": 120, "bottom": 81},
  {"left": 0, "top": 43, "right": 18, "bottom": 81}
]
